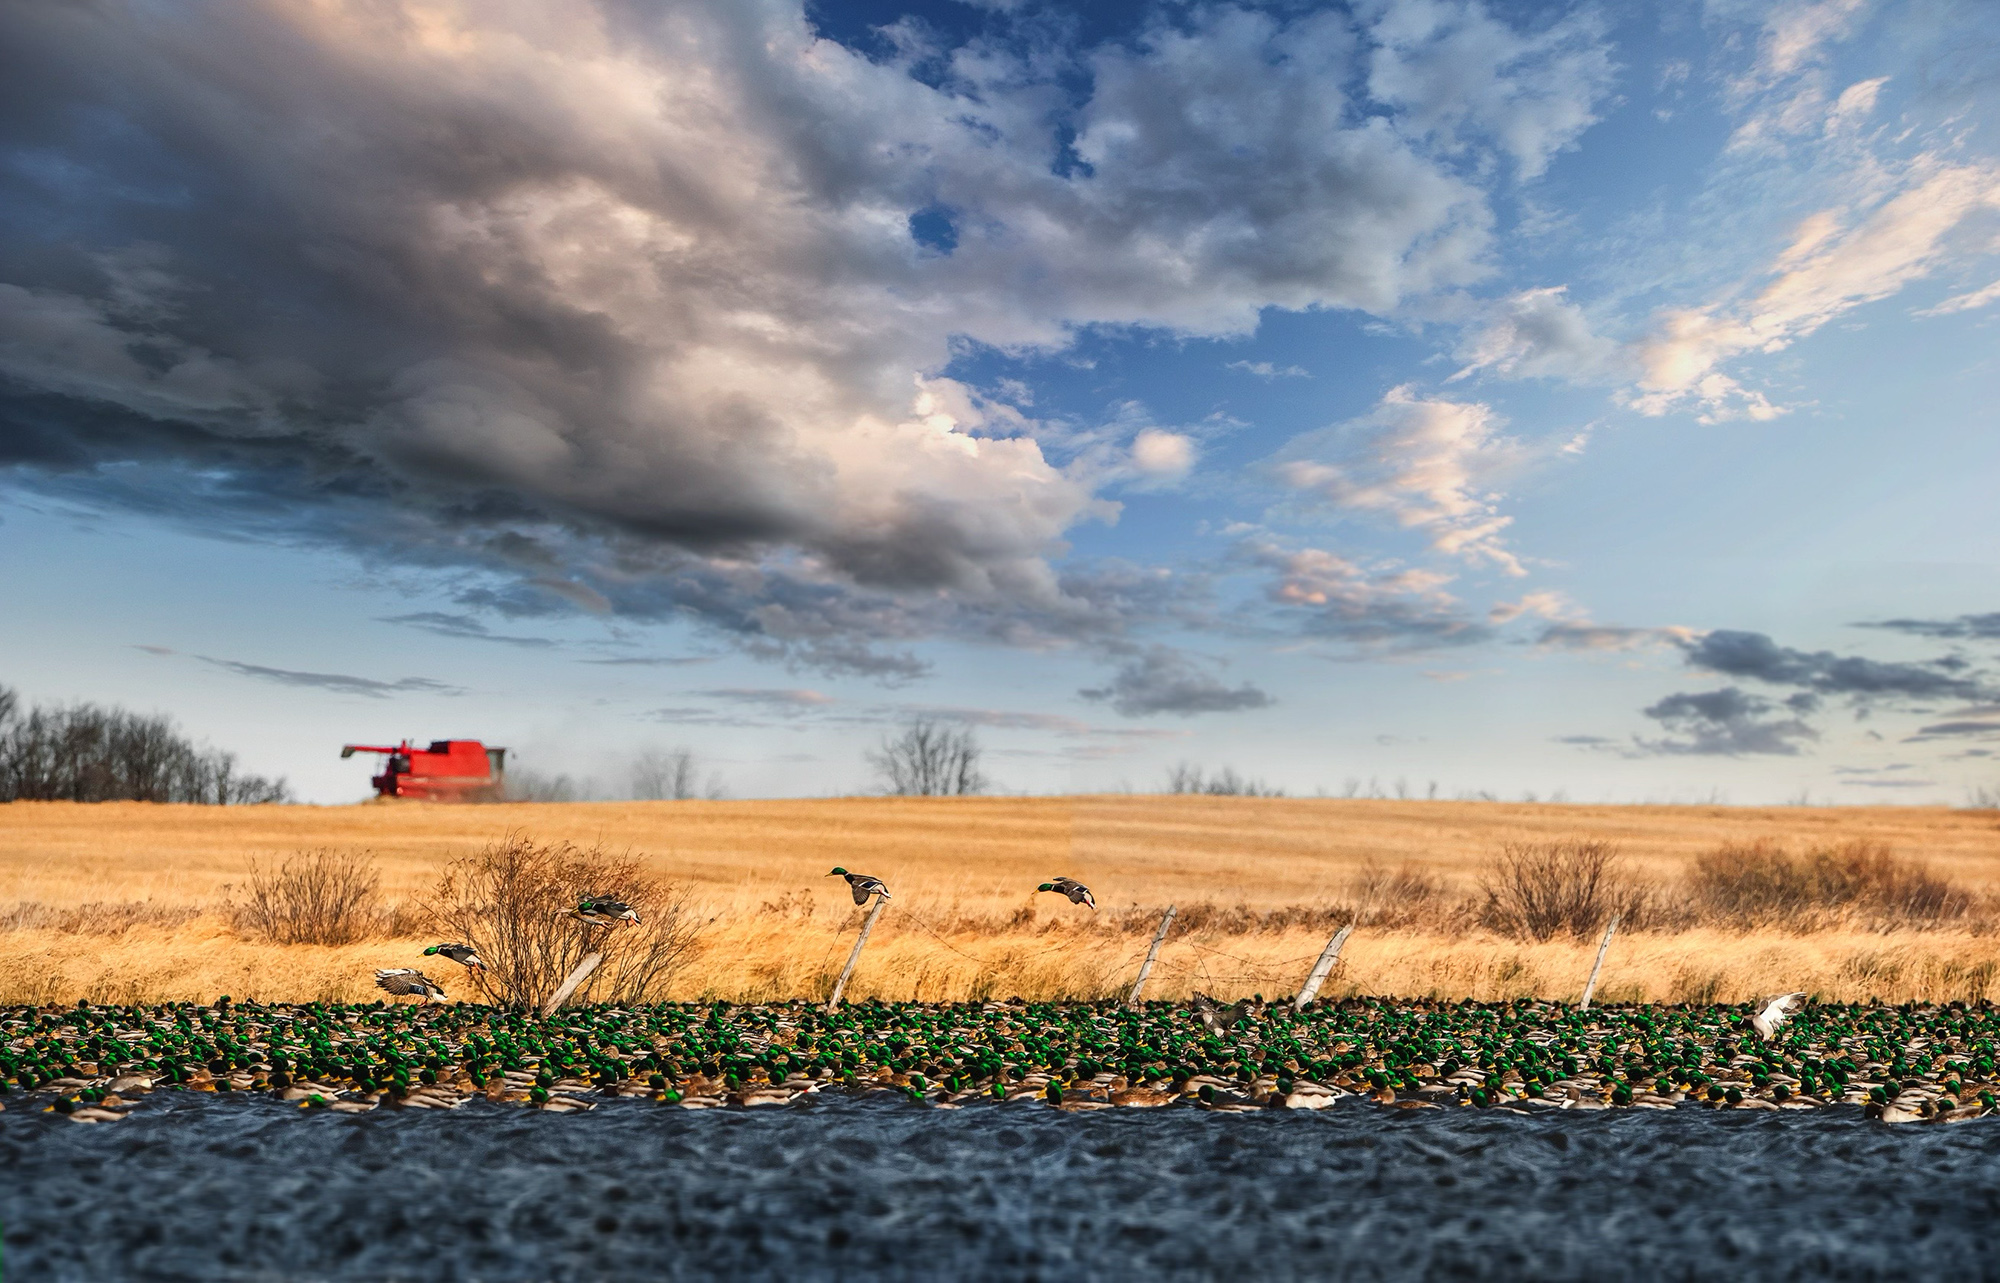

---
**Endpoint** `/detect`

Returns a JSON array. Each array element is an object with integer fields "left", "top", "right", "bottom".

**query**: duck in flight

[
  {"left": 572, "top": 897, "right": 641, "bottom": 928},
  {"left": 423, "top": 943, "right": 487, "bottom": 973},
  {"left": 828, "top": 867, "right": 892, "bottom": 905},
  {"left": 1037, "top": 877, "right": 1096, "bottom": 910},
  {"left": 374, "top": 969, "right": 448, "bottom": 1004},
  {"left": 1752, "top": 992, "right": 1806, "bottom": 1040}
]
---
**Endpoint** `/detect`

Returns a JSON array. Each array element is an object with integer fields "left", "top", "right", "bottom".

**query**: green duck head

[{"left": 827, "top": 867, "right": 849, "bottom": 877}]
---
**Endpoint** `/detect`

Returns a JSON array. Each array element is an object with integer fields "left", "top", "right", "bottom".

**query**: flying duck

[
  {"left": 827, "top": 867, "right": 892, "bottom": 904},
  {"left": 1751, "top": 992, "right": 1806, "bottom": 1040},
  {"left": 572, "top": 896, "right": 641, "bottom": 928},
  {"left": 1192, "top": 992, "right": 1256, "bottom": 1038},
  {"left": 374, "top": 969, "right": 447, "bottom": 1003},
  {"left": 423, "top": 943, "right": 487, "bottom": 973},
  {"left": 1037, "top": 877, "right": 1096, "bottom": 909}
]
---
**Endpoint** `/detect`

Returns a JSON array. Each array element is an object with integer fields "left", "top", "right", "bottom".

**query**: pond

[{"left": 5, "top": 1093, "right": 1997, "bottom": 1280}]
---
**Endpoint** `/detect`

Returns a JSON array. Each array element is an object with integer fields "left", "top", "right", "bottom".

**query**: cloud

[
  {"left": 1917, "top": 279, "right": 2000, "bottom": 317},
  {"left": 1079, "top": 647, "right": 1273, "bottom": 718},
  {"left": 378, "top": 612, "right": 555, "bottom": 647},
  {"left": 1236, "top": 538, "right": 1488, "bottom": 647},
  {"left": 1448, "top": 287, "right": 1624, "bottom": 383},
  {"left": 1270, "top": 386, "right": 1528, "bottom": 575},
  {"left": 1903, "top": 704, "right": 2000, "bottom": 742},
  {"left": 1128, "top": 429, "right": 1197, "bottom": 485},
  {"left": 1226, "top": 360, "right": 1310, "bottom": 379},
  {"left": 1637, "top": 687, "right": 1820, "bottom": 756},
  {"left": 1750, "top": 0, "right": 1873, "bottom": 86},
  {"left": 695, "top": 688, "right": 836, "bottom": 709},
  {"left": 1626, "top": 160, "right": 2000, "bottom": 421},
  {"left": 579, "top": 655, "right": 713, "bottom": 667},
  {"left": 1860, "top": 612, "right": 2000, "bottom": 641},
  {"left": 1360, "top": 0, "right": 1618, "bottom": 179},
  {"left": 196, "top": 657, "right": 461, "bottom": 699},
  {"left": 1679, "top": 629, "right": 1990, "bottom": 701},
  {"left": 0, "top": 0, "right": 1541, "bottom": 669}
]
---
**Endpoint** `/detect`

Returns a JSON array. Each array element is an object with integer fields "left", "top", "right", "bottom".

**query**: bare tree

[
  {"left": 630, "top": 746, "right": 724, "bottom": 800},
  {"left": 0, "top": 685, "right": 290, "bottom": 804},
  {"left": 1163, "top": 762, "right": 1284, "bottom": 797},
  {"left": 869, "top": 719, "right": 986, "bottom": 796},
  {"left": 502, "top": 768, "right": 582, "bottom": 802}
]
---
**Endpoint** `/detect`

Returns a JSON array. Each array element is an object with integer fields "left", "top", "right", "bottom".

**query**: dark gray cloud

[
  {"left": 1860, "top": 612, "right": 2000, "bottom": 641},
  {"left": 579, "top": 656, "right": 713, "bottom": 667},
  {"left": 379, "top": 613, "right": 554, "bottom": 648},
  {"left": 1636, "top": 687, "right": 1819, "bottom": 756},
  {"left": 1079, "top": 647, "right": 1273, "bottom": 718},
  {"left": 1679, "top": 630, "right": 1989, "bottom": 701},
  {"left": 0, "top": 1, "right": 1597, "bottom": 673},
  {"left": 196, "top": 657, "right": 461, "bottom": 699},
  {"left": 1904, "top": 708, "right": 2000, "bottom": 742}
]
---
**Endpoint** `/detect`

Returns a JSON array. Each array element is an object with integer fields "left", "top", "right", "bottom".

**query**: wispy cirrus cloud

[{"left": 195, "top": 657, "right": 462, "bottom": 699}]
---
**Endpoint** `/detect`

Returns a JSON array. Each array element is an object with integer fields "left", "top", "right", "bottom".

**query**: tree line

[{"left": 0, "top": 684, "right": 291, "bottom": 804}]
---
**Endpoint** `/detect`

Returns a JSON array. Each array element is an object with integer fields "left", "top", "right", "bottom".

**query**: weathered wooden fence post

[
  {"left": 1294, "top": 923, "right": 1355, "bottom": 1010},
  {"left": 826, "top": 898, "right": 888, "bottom": 1011},
  {"left": 1578, "top": 915, "right": 1619, "bottom": 1010},
  {"left": 1126, "top": 905, "right": 1177, "bottom": 1008},
  {"left": 542, "top": 952, "right": 603, "bottom": 1017}
]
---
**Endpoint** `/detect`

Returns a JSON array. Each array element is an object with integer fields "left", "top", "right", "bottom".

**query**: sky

[{"left": 2, "top": 0, "right": 1998, "bottom": 805}]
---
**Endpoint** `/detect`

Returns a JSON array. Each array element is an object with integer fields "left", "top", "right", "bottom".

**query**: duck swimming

[
  {"left": 373, "top": 969, "right": 447, "bottom": 1003},
  {"left": 827, "top": 867, "right": 892, "bottom": 904},
  {"left": 1036, "top": 877, "right": 1096, "bottom": 909}
]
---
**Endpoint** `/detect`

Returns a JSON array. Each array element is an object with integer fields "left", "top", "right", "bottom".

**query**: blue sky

[{"left": 2, "top": 0, "right": 1998, "bottom": 803}]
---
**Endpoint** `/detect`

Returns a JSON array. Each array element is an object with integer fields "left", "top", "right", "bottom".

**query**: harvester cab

[{"left": 341, "top": 739, "right": 507, "bottom": 801}]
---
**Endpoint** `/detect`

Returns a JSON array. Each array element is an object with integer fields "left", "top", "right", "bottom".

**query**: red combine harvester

[{"left": 341, "top": 740, "right": 507, "bottom": 801}]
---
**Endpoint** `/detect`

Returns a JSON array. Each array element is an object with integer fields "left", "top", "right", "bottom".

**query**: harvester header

[{"left": 340, "top": 739, "right": 507, "bottom": 801}]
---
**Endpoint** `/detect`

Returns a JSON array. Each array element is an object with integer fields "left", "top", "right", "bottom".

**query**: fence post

[
  {"left": 1294, "top": 923, "right": 1355, "bottom": 1010},
  {"left": 542, "top": 952, "right": 603, "bottom": 1017},
  {"left": 826, "top": 898, "right": 888, "bottom": 1011},
  {"left": 1578, "top": 915, "right": 1619, "bottom": 1010},
  {"left": 1126, "top": 905, "right": 1177, "bottom": 1008}
]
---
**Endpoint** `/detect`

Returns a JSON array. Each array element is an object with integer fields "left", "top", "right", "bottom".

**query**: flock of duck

[{"left": 8, "top": 873, "right": 1997, "bottom": 1126}]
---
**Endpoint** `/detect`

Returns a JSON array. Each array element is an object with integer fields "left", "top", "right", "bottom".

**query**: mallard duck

[
  {"left": 422, "top": 943, "right": 487, "bottom": 973},
  {"left": 1037, "top": 877, "right": 1096, "bottom": 910},
  {"left": 374, "top": 969, "right": 447, "bottom": 1003},
  {"left": 1191, "top": 992, "right": 1256, "bottom": 1038},
  {"left": 827, "top": 867, "right": 891, "bottom": 904},
  {"left": 572, "top": 897, "right": 641, "bottom": 928},
  {"left": 1751, "top": 992, "right": 1805, "bottom": 1040}
]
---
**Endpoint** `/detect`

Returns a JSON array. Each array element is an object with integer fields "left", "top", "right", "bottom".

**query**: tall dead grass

[
  {"left": 1683, "top": 839, "right": 1977, "bottom": 931},
  {"left": 0, "top": 798, "right": 1996, "bottom": 1004}
]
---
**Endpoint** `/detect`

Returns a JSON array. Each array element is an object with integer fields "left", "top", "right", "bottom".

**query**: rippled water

[{"left": 5, "top": 1094, "right": 1998, "bottom": 1281}]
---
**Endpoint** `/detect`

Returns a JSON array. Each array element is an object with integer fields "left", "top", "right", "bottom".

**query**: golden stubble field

[{"left": 2, "top": 796, "right": 1997, "bottom": 1006}]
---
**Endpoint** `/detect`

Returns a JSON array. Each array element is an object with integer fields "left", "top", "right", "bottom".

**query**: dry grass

[{"left": 0, "top": 795, "right": 1996, "bottom": 1005}]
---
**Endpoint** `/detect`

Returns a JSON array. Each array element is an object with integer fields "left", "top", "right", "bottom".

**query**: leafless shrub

[
  {"left": 1478, "top": 839, "right": 1635, "bottom": 942},
  {"left": 235, "top": 849, "right": 383, "bottom": 945},
  {"left": 1684, "top": 839, "right": 1976, "bottom": 930},
  {"left": 0, "top": 900, "right": 203, "bottom": 934},
  {"left": 422, "top": 834, "right": 705, "bottom": 1009}
]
